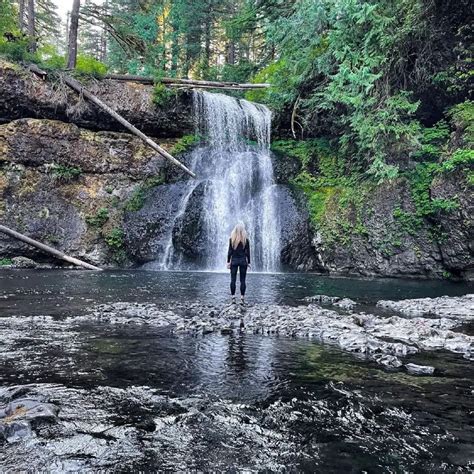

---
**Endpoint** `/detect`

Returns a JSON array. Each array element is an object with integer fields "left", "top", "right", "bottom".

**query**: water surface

[{"left": 0, "top": 270, "right": 472, "bottom": 471}]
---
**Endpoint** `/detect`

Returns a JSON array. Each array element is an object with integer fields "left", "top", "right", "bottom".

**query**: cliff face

[
  {"left": 0, "top": 118, "right": 173, "bottom": 266},
  {"left": 0, "top": 60, "right": 194, "bottom": 137},
  {"left": 271, "top": 144, "right": 473, "bottom": 280},
  {"left": 310, "top": 173, "right": 472, "bottom": 279}
]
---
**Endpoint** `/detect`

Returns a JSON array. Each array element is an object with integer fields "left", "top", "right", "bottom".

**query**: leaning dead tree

[
  {"left": 104, "top": 74, "right": 270, "bottom": 90},
  {"left": 0, "top": 224, "right": 102, "bottom": 270},
  {"left": 29, "top": 65, "right": 196, "bottom": 178}
]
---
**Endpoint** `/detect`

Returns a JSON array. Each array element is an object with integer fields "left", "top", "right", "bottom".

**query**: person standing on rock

[{"left": 227, "top": 222, "right": 251, "bottom": 305}]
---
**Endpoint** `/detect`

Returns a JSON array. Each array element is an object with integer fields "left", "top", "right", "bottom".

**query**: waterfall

[{"left": 158, "top": 91, "right": 281, "bottom": 272}]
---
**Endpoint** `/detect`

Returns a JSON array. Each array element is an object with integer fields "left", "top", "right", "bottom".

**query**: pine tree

[{"left": 67, "top": 0, "right": 80, "bottom": 68}]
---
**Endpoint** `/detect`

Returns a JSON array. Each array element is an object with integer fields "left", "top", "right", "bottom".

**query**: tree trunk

[
  {"left": 226, "top": 41, "right": 235, "bottom": 66},
  {"left": 0, "top": 225, "right": 102, "bottom": 270},
  {"left": 99, "top": 0, "right": 108, "bottom": 62},
  {"left": 19, "top": 0, "right": 26, "bottom": 32},
  {"left": 67, "top": 0, "right": 81, "bottom": 69},
  {"left": 27, "top": 0, "right": 36, "bottom": 52},
  {"left": 104, "top": 74, "right": 270, "bottom": 88}
]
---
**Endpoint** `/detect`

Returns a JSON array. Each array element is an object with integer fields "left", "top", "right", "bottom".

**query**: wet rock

[
  {"left": 373, "top": 354, "right": 404, "bottom": 370},
  {"left": 304, "top": 295, "right": 357, "bottom": 311},
  {"left": 304, "top": 295, "right": 341, "bottom": 304},
  {"left": 405, "top": 363, "right": 435, "bottom": 376},
  {"left": 377, "top": 295, "right": 474, "bottom": 321},
  {"left": 0, "top": 387, "right": 59, "bottom": 443},
  {"left": 334, "top": 298, "right": 358, "bottom": 311},
  {"left": 11, "top": 256, "right": 38, "bottom": 269}
]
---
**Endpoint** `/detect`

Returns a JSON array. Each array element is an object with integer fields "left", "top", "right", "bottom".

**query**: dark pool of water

[
  {"left": 1, "top": 269, "right": 472, "bottom": 316},
  {"left": 0, "top": 270, "right": 473, "bottom": 471}
]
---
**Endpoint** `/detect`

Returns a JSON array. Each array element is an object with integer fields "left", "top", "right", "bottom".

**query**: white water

[{"left": 159, "top": 91, "right": 281, "bottom": 272}]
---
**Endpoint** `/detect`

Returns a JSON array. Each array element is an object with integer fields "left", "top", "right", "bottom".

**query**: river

[{"left": 0, "top": 269, "right": 472, "bottom": 471}]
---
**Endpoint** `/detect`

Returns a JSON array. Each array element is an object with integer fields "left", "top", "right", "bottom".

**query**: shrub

[
  {"left": 152, "top": 82, "right": 174, "bottom": 106},
  {"left": 170, "top": 135, "right": 201, "bottom": 155},
  {"left": 85, "top": 208, "right": 109, "bottom": 228},
  {"left": 49, "top": 163, "right": 82, "bottom": 182},
  {"left": 104, "top": 227, "right": 124, "bottom": 249},
  {"left": 75, "top": 55, "right": 107, "bottom": 78}
]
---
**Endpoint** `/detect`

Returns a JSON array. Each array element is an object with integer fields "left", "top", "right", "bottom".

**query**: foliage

[
  {"left": 75, "top": 55, "right": 108, "bottom": 78},
  {"left": 448, "top": 101, "right": 474, "bottom": 145},
  {"left": 152, "top": 82, "right": 174, "bottom": 106},
  {"left": 104, "top": 227, "right": 127, "bottom": 263},
  {"left": 440, "top": 149, "right": 474, "bottom": 173},
  {"left": 124, "top": 176, "right": 164, "bottom": 212},
  {"left": 276, "top": 138, "right": 369, "bottom": 244},
  {"left": 49, "top": 163, "right": 82, "bottom": 182},
  {"left": 170, "top": 134, "right": 201, "bottom": 155},
  {"left": 104, "top": 227, "right": 124, "bottom": 249},
  {"left": 413, "top": 121, "right": 450, "bottom": 161},
  {"left": 85, "top": 207, "right": 109, "bottom": 228},
  {"left": 0, "top": 258, "right": 12, "bottom": 266}
]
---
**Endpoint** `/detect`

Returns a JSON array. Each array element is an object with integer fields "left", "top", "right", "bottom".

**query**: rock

[
  {"left": 11, "top": 256, "right": 38, "bottom": 268},
  {"left": 0, "top": 60, "right": 194, "bottom": 138},
  {"left": 304, "top": 295, "right": 340, "bottom": 304},
  {"left": 405, "top": 363, "right": 435, "bottom": 376},
  {"left": 0, "top": 391, "right": 59, "bottom": 443},
  {"left": 373, "top": 354, "right": 404, "bottom": 369},
  {"left": 0, "top": 118, "right": 169, "bottom": 267},
  {"left": 377, "top": 295, "right": 474, "bottom": 321},
  {"left": 334, "top": 298, "right": 358, "bottom": 311}
]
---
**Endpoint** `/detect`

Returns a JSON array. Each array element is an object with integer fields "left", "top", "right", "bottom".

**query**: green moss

[
  {"left": 283, "top": 139, "right": 369, "bottom": 245},
  {"left": 49, "top": 163, "right": 82, "bottom": 182},
  {"left": 0, "top": 258, "right": 12, "bottom": 266},
  {"left": 152, "top": 82, "right": 174, "bottom": 106},
  {"left": 85, "top": 207, "right": 109, "bottom": 228},
  {"left": 170, "top": 134, "right": 201, "bottom": 155},
  {"left": 124, "top": 175, "right": 164, "bottom": 212},
  {"left": 392, "top": 208, "right": 422, "bottom": 235},
  {"left": 104, "top": 227, "right": 127, "bottom": 264}
]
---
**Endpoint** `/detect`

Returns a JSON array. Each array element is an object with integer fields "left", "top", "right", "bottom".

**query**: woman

[{"left": 226, "top": 222, "right": 251, "bottom": 305}]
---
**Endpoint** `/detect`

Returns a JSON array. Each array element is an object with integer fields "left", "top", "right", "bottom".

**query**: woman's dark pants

[{"left": 230, "top": 263, "right": 248, "bottom": 296}]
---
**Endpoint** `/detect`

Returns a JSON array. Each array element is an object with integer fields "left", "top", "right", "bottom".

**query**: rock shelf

[{"left": 80, "top": 295, "right": 473, "bottom": 372}]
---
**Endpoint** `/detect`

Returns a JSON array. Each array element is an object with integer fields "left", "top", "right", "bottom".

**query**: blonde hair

[{"left": 230, "top": 222, "right": 247, "bottom": 249}]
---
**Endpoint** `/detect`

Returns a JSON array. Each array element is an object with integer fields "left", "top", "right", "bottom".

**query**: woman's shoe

[{"left": 240, "top": 298, "right": 246, "bottom": 306}]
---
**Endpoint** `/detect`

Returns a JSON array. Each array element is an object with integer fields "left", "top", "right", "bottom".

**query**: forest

[{"left": 1, "top": 0, "right": 472, "bottom": 173}]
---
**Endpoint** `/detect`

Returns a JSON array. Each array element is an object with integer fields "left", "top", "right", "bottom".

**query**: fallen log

[
  {"left": 0, "top": 224, "right": 102, "bottom": 270},
  {"left": 28, "top": 65, "right": 196, "bottom": 179},
  {"left": 104, "top": 73, "right": 270, "bottom": 89}
]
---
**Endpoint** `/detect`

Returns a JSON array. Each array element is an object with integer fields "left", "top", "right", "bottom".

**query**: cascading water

[{"left": 158, "top": 91, "right": 281, "bottom": 272}]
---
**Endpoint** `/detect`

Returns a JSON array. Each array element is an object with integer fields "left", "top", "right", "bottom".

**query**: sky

[{"left": 52, "top": 0, "right": 104, "bottom": 21}]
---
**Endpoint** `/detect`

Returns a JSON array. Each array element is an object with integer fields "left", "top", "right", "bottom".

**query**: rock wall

[
  {"left": 0, "top": 60, "right": 194, "bottom": 137},
  {"left": 0, "top": 118, "right": 173, "bottom": 266}
]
